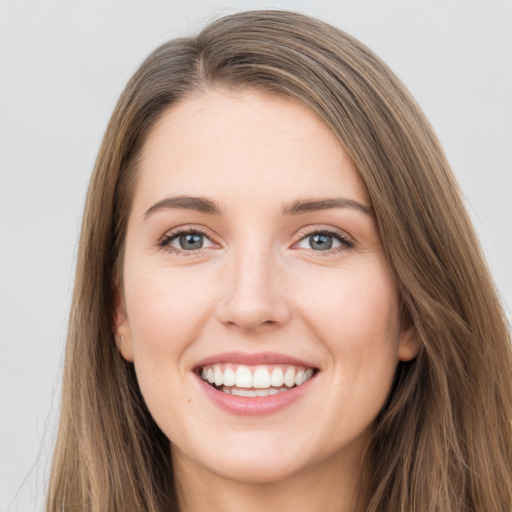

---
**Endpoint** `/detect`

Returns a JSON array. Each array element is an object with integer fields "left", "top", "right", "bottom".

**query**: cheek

[
  {"left": 123, "top": 265, "right": 215, "bottom": 369},
  {"left": 121, "top": 267, "right": 210, "bottom": 432},
  {"left": 295, "top": 259, "right": 401, "bottom": 362}
]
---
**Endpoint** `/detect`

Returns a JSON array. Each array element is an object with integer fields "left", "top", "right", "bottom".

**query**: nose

[{"left": 215, "top": 246, "right": 291, "bottom": 332}]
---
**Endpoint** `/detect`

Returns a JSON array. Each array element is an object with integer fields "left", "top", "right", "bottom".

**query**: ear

[
  {"left": 397, "top": 325, "right": 421, "bottom": 362},
  {"left": 112, "top": 288, "right": 134, "bottom": 362}
]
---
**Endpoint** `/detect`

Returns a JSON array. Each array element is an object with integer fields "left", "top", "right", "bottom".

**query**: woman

[{"left": 47, "top": 10, "right": 512, "bottom": 512}]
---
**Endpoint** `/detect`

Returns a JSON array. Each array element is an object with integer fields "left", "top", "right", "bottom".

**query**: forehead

[{"left": 133, "top": 88, "right": 370, "bottom": 212}]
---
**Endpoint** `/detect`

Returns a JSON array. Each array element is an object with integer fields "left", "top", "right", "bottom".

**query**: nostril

[
  {"left": 219, "top": 298, "right": 290, "bottom": 331},
  {"left": 214, "top": 265, "right": 291, "bottom": 329}
]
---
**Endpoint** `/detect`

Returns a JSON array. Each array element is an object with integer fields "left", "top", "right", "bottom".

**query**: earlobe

[
  {"left": 397, "top": 326, "right": 421, "bottom": 362},
  {"left": 113, "top": 290, "right": 135, "bottom": 362},
  {"left": 115, "top": 332, "right": 135, "bottom": 362}
]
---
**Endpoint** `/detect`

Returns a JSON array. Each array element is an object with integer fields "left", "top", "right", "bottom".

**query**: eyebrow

[
  {"left": 281, "top": 198, "right": 373, "bottom": 216},
  {"left": 144, "top": 196, "right": 221, "bottom": 218},
  {"left": 144, "top": 195, "right": 373, "bottom": 219}
]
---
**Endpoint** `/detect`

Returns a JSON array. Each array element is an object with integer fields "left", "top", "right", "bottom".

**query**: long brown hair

[{"left": 47, "top": 10, "right": 512, "bottom": 511}]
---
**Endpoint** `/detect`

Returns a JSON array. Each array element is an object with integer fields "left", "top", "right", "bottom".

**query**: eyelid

[
  {"left": 292, "top": 225, "right": 355, "bottom": 252},
  {"left": 157, "top": 225, "right": 220, "bottom": 254},
  {"left": 156, "top": 224, "right": 354, "bottom": 255}
]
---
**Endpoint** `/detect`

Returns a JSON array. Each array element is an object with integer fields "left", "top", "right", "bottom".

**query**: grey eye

[
  {"left": 295, "top": 230, "right": 352, "bottom": 252},
  {"left": 308, "top": 233, "right": 334, "bottom": 251},
  {"left": 162, "top": 229, "right": 216, "bottom": 253},
  {"left": 178, "top": 233, "right": 204, "bottom": 250}
]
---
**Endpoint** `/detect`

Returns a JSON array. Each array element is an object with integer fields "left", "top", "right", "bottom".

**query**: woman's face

[{"left": 116, "top": 89, "right": 418, "bottom": 485}]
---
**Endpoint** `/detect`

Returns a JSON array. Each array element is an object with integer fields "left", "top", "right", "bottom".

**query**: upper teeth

[{"left": 200, "top": 364, "right": 314, "bottom": 389}]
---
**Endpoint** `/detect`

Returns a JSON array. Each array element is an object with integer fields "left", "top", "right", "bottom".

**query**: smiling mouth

[{"left": 198, "top": 364, "right": 317, "bottom": 397}]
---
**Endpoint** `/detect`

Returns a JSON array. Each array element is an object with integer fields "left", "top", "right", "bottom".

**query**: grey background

[{"left": 1, "top": 0, "right": 511, "bottom": 510}]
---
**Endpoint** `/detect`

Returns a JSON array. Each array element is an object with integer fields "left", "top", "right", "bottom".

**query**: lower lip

[{"left": 196, "top": 374, "right": 316, "bottom": 416}]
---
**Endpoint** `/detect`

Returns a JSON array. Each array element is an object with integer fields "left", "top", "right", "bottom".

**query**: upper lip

[{"left": 194, "top": 351, "right": 317, "bottom": 369}]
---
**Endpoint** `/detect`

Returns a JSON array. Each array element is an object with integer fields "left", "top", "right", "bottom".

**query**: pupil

[
  {"left": 310, "top": 233, "right": 332, "bottom": 250},
  {"left": 180, "top": 233, "right": 203, "bottom": 250}
]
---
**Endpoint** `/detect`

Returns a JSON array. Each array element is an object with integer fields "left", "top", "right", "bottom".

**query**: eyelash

[
  {"left": 294, "top": 227, "right": 354, "bottom": 254},
  {"left": 158, "top": 226, "right": 354, "bottom": 255},
  {"left": 157, "top": 227, "right": 216, "bottom": 255}
]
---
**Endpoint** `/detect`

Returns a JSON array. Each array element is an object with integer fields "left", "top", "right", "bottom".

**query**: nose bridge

[{"left": 217, "top": 238, "right": 289, "bottom": 330}]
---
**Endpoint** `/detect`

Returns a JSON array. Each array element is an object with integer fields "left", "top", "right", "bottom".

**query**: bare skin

[
  {"left": 115, "top": 88, "right": 418, "bottom": 511},
  {"left": 173, "top": 443, "right": 367, "bottom": 512}
]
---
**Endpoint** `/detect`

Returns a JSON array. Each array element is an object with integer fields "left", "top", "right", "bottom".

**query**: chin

[
  {"left": 201, "top": 455, "right": 308, "bottom": 485},
  {"left": 172, "top": 431, "right": 316, "bottom": 486}
]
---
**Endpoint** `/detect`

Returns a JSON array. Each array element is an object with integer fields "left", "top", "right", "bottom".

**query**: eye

[
  {"left": 159, "top": 229, "right": 215, "bottom": 253},
  {"left": 294, "top": 229, "right": 353, "bottom": 252}
]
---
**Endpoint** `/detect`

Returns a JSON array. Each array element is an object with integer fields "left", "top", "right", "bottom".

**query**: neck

[{"left": 173, "top": 448, "right": 368, "bottom": 512}]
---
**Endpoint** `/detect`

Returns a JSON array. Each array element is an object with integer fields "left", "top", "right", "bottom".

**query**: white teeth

[
  {"left": 295, "top": 369, "right": 306, "bottom": 386},
  {"left": 270, "top": 367, "right": 284, "bottom": 387},
  {"left": 235, "top": 366, "right": 253, "bottom": 388},
  {"left": 223, "top": 367, "right": 236, "bottom": 387},
  {"left": 253, "top": 367, "right": 271, "bottom": 388},
  {"left": 214, "top": 365, "right": 223, "bottom": 386},
  {"left": 231, "top": 388, "right": 254, "bottom": 397},
  {"left": 284, "top": 367, "right": 295, "bottom": 387},
  {"left": 228, "top": 387, "right": 289, "bottom": 397},
  {"left": 200, "top": 363, "right": 316, "bottom": 392}
]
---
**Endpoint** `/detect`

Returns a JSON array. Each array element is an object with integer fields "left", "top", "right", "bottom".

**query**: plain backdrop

[{"left": 0, "top": 0, "right": 511, "bottom": 510}]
